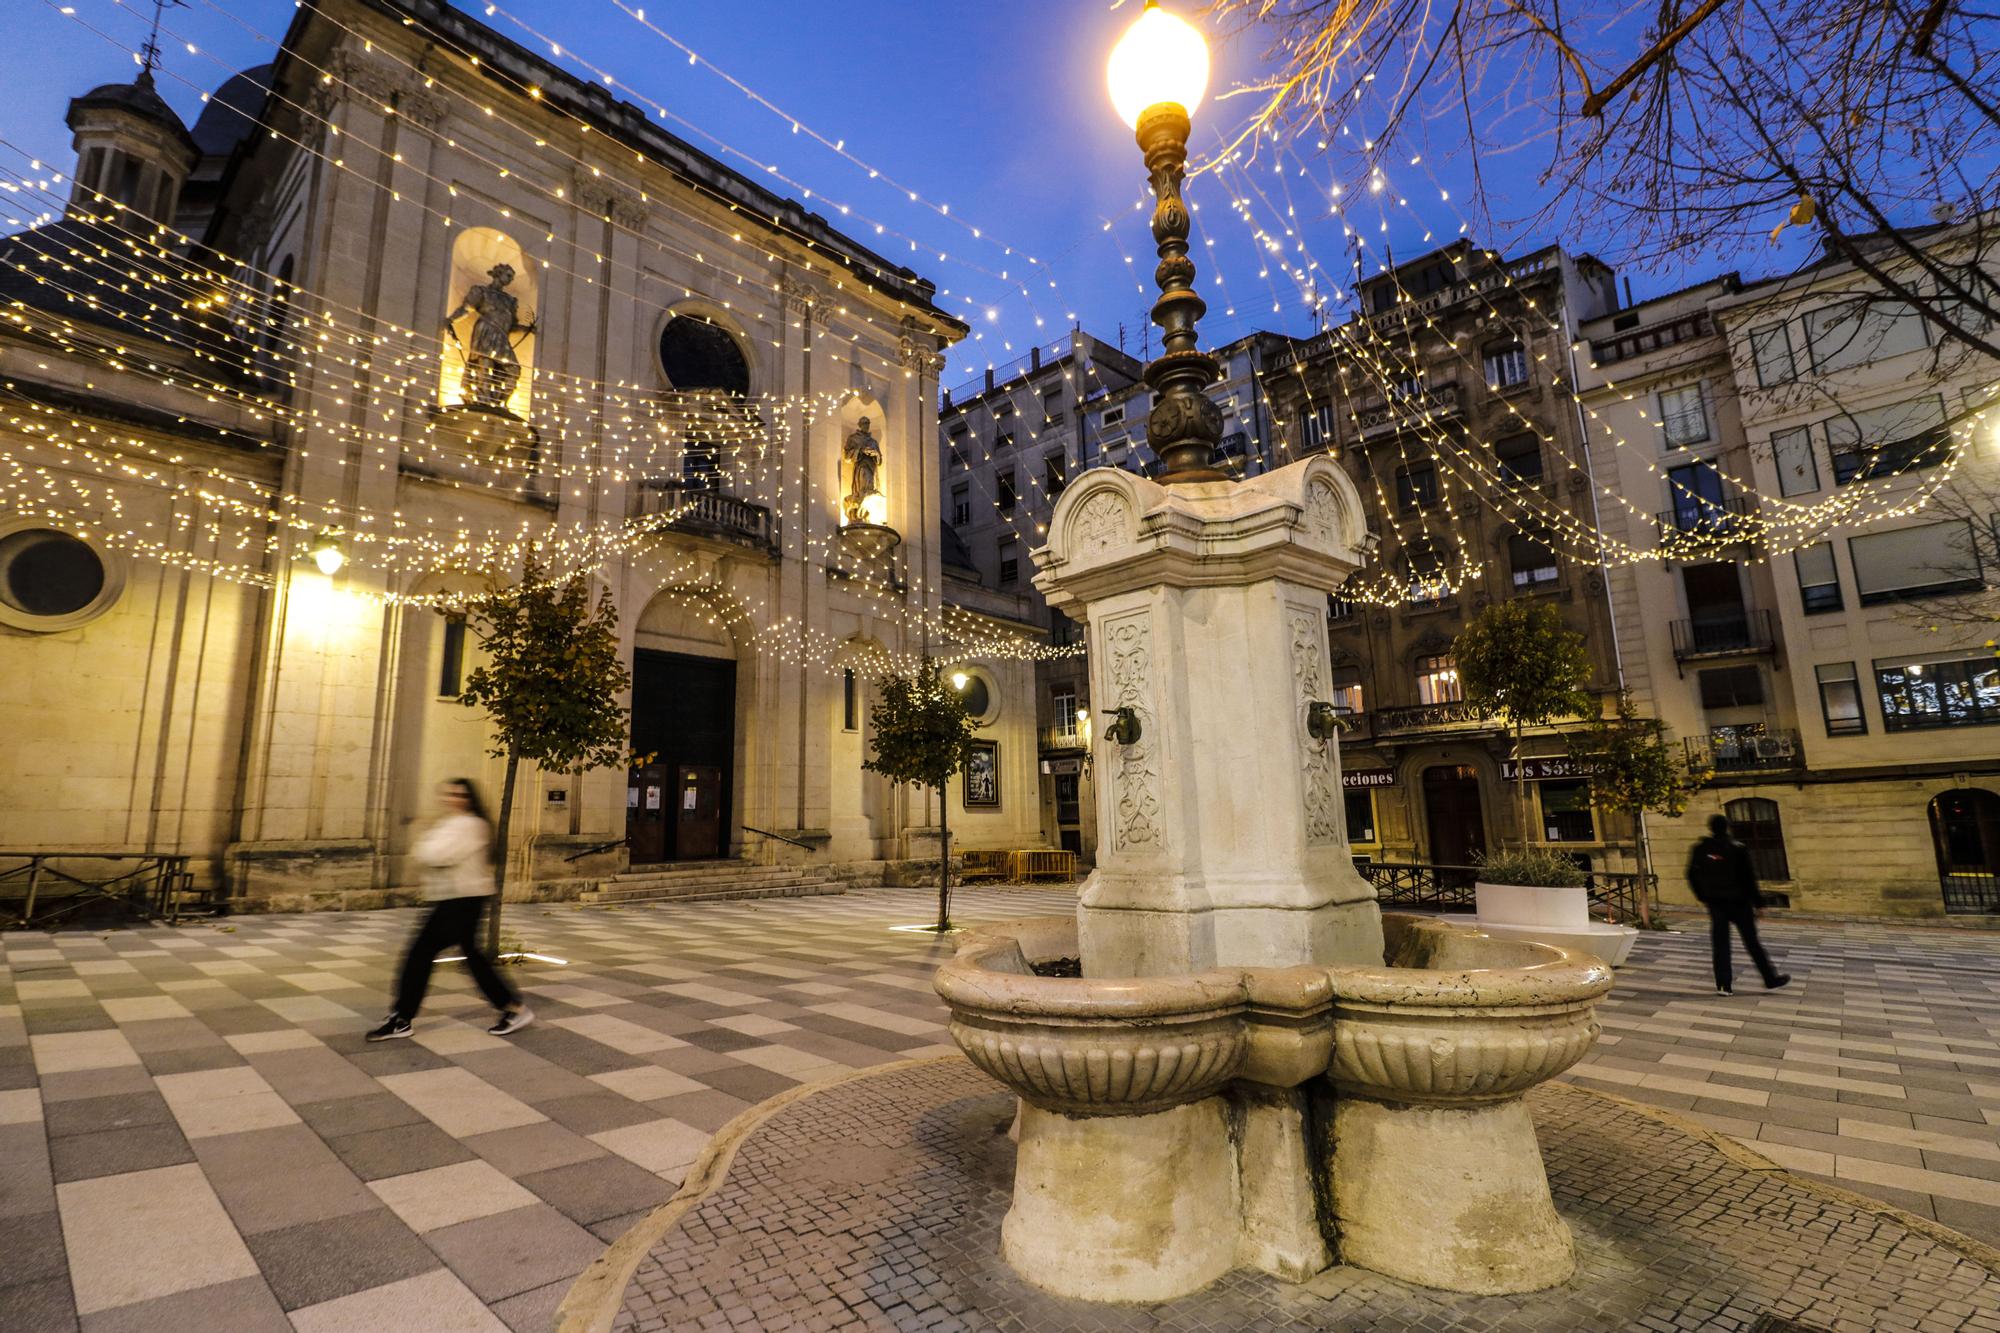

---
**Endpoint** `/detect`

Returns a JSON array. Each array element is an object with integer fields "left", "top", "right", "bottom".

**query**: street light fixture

[
  {"left": 308, "top": 531, "right": 345, "bottom": 577},
  {"left": 1108, "top": 1, "right": 1223, "bottom": 485}
]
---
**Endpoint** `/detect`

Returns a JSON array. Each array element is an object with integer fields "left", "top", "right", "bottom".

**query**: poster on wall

[{"left": 964, "top": 741, "right": 1000, "bottom": 808}]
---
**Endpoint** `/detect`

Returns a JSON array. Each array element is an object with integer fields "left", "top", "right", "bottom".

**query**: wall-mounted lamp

[
  {"left": 308, "top": 531, "right": 345, "bottom": 577},
  {"left": 1103, "top": 707, "right": 1142, "bottom": 746}
]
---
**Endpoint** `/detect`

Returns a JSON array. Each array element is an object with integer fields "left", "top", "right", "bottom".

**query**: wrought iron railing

[
  {"left": 1040, "top": 724, "right": 1088, "bottom": 752},
  {"left": 1373, "top": 700, "right": 1494, "bottom": 736},
  {"left": 1669, "top": 609, "right": 1776, "bottom": 663},
  {"left": 1655, "top": 494, "right": 1754, "bottom": 540},
  {"left": 0, "top": 852, "right": 198, "bottom": 928},
  {"left": 1356, "top": 383, "right": 1462, "bottom": 438},
  {"left": 1360, "top": 861, "right": 1659, "bottom": 927},
  {"left": 1686, "top": 729, "right": 1803, "bottom": 773}
]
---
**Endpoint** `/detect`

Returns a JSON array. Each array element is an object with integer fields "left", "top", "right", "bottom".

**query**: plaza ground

[{"left": 0, "top": 886, "right": 1996, "bottom": 1330}]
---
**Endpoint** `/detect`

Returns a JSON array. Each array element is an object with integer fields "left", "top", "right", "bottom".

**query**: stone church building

[{"left": 0, "top": 0, "right": 1047, "bottom": 911}]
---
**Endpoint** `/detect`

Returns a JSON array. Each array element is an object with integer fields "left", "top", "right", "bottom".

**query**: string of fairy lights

[{"left": 2, "top": 0, "right": 1987, "bottom": 680}]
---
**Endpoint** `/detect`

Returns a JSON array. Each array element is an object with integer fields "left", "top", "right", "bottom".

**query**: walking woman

[{"left": 369, "top": 779, "right": 534, "bottom": 1040}]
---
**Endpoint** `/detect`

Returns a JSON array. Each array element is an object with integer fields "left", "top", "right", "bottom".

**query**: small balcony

[
  {"left": 636, "top": 481, "right": 778, "bottom": 554},
  {"left": 1040, "top": 723, "right": 1089, "bottom": 754},
  {"left": 1670, "top": 609, "right": 1776, "bottom": 664},
  {"left": 1373, "top": 700, "right": 1494, "bottom": 736},
  {"left": 1686, "top": 728, "right": 1803, "bottom": 774},
  {"left": 1356, "top": 383, "right": 1462, "bottom": 439},
  {"left": 1656, "top": 496, "right": 1755, "bottom": 547}
]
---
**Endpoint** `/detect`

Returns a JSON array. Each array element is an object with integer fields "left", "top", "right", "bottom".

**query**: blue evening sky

[{"left": 2, "top": 0, "right": 1815, "bottom": 396}]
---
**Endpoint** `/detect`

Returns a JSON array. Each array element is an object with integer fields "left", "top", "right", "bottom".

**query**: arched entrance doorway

[
  {"left": 1928, "top": 790, "right": 2000, "bottom": 914},
  {"left": 1422, "top": 765, "right": 1486, "bottom": 872}
]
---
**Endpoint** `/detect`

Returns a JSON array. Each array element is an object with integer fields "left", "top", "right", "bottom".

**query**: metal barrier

[
  {"left": 1359, "top": 861, "right": 1658, "bottom": 927},
  {"left": 0, "top": 852, "right": 198, "bottom": 928},
  {"left": 1008, "top": 850, "right": 1077, "bottom": 883}
]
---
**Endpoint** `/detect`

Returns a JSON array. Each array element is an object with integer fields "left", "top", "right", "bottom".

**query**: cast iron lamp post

[{"left": 1108, "top": 2, "right": 1223, "bottom": 484}]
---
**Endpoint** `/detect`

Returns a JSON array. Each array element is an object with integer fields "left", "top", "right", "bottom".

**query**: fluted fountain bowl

[
  {"left": 1327, "top": 913, "right": 1614, "bottom": 1105},
  {"left": 933, "top": 918, "right": 1249, "bottom": 1116}
]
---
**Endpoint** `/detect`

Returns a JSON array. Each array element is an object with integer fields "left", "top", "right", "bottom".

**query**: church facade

[{"left": 0, "top": 0, "right": 1047, "bottom": 912}]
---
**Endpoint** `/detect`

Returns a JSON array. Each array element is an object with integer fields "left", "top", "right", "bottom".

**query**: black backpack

[{"left": 1689, "top": 841, "right": 1735, "bottom": 904}]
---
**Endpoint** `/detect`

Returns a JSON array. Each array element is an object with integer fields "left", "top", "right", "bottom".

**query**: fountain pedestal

[{"left": 1034, "top": 461, "right": 1382, "bottom": 978}]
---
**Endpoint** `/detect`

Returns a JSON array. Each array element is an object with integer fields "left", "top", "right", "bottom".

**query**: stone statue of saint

[
  {"left": 843, "top": 416, "right": 884, "bottom": 524},
  {"left": 445, "top": 263, "right": 536, "bottom": 411}
]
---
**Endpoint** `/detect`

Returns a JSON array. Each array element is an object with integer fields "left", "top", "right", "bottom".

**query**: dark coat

[{"left": 1687, "top": 834, "right": 1760, "bottom": 909}]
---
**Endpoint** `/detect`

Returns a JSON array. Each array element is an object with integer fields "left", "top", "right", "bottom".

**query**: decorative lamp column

[{"left": 1108, "top": 2, "right": 1224, "bottom": 483}]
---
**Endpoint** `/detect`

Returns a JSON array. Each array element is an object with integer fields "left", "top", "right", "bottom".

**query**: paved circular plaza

[{"left": 604, "top": 1057, "right": 2000, "bottom": 1333}]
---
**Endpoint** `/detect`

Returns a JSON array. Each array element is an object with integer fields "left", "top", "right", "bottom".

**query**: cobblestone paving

[
  {"left": 1569, "top": 916, "right": 2000, "bottom": 1246},
  {"left": 0, "top": 886, "right": 1073, "bottom": 1331},
  {"left": 613, "top": 1057, "right": 2000, "bottom": 1333}
]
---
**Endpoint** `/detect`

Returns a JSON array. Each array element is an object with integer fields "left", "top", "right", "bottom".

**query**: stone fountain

[{"left": 932, "top": 9, "right": 1613, "bottom": 1303}]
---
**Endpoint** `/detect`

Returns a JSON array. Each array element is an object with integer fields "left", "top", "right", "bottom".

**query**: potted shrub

[{"left": 1472, "top": 848, "right": 1639, "bottom": 966}]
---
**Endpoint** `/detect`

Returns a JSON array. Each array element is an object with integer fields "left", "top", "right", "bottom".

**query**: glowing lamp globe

[
  {"left": 309, "top": 532, "right": 345, "bottom": 576},
  {"left": 950, "top": 670, "right": 971, "bottom": 692},
  {"left": 1107, "top": 2, "right": 1210, "bottom": 129}
]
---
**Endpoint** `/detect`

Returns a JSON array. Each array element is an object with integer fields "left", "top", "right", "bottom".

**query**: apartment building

[
  {"left": 1265, "top": 241, "right": 1636, "bottom": 872},
  {"left": 1580, "top": 225, "right": 2000, "bottom": 916}
]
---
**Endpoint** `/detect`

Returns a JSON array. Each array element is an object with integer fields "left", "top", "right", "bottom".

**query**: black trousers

[
  {"left": 1707, "top": 899, "right": 1779, "bottom": 990},
  {"left": 395, "top": 896, "right": 518, "bottom": 1020}
]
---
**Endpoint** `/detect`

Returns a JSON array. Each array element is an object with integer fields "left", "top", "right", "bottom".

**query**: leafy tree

[
  {"left": 460, "top": 557, "right": 633, "bottom": 951},
  {"left": 863, "top": 657, "right": 979, "bottom": 932},
  {"left": 1566, "top": 691, "right": 1714, "bottom": 924},
  {"left": 1454, "top": 600, "right": 1595, "bottom": 850}
]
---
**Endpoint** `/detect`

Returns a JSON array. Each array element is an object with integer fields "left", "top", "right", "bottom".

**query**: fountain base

[{"left": 1005, "top": 1099, "right": 1238, "bottom": 1302}]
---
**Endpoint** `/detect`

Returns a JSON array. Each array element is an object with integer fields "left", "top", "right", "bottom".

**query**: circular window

[
  {"left": 957, "top": 674, "right": 991, "bottom": 719},
  {"left": 0, "top": 528, "right": 108, "bottom": 620}
]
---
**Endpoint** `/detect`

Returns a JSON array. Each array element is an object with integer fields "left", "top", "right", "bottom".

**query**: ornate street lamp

[{"left": 1107, "top": 2, "right": 1221, "bottom": 484}]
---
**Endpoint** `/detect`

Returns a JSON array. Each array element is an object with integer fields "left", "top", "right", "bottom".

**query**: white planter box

[{"left": 1473, "top": 880, "right": 1639, "bottom": 967}]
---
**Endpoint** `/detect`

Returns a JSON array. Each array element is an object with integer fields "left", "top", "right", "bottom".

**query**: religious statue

[
  {"left": 843, "top": 416, "right": 885, "bottom": 525},
  {"left": 445, "top": 263, "right": 536, "bottom": 412}
]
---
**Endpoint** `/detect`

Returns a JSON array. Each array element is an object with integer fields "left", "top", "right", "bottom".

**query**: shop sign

[
  {"left": 1500, "top": 757, "right": 1598, "bottom": 781},
  {"left": 1341, "top": 769, "right": 1397, "bottom": 788}
]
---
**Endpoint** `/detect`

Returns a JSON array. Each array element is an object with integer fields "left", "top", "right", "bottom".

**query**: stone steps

[{"left": 577, "top": 861, "right": 844, "bottom": 906}]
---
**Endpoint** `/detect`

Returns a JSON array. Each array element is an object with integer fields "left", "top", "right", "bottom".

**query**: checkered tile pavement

[
  {"left": 0, "top": 887, "right": 1075, "bottom": 1332},
  {"left": 1, "top": 893, "right": 1996, "bottom": 1331},
  {"left": 1568, "top": 916, "right": 2000, "bottom": 1247}
]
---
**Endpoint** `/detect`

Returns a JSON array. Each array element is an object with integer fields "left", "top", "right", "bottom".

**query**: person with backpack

[
  {"left": 368, "top": 778, "right": 534, "bottom": 1040},
  {"left": 1687, "top": 813, "right": 1791, "bottom": 997}
]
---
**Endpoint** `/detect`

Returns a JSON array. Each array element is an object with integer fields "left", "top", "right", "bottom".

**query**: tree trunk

[
  {"left": 488, "top": 750, "right": 519, "bottom": 956},
  {"left": 1634, "top": 809, "right": 1656, "bottom": 929},
  {"left": 936, "top": 786, "right": 952, "bottom": 933},
  {"left": 1514, "top": 720, "right": 1531, "bottom": 851}
]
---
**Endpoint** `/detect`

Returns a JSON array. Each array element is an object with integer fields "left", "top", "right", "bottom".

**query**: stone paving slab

[{"left": 607, "top": 1057, "right": 2000, "bottom": 1333}]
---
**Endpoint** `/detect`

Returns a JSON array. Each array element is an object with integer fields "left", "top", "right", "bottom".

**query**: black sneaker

[
  {"left": 1716, "top": 986, "right": 1733, "bottom": 997},
  {"left": 488, "top": 1006, "right": 534, "bottom": 1037},
  {"left": 1765, "top": 974, "right": 1792, "bottom": 991},
  {"left": 366, "top": 1015, "right": 412, "bottom": 1041}
]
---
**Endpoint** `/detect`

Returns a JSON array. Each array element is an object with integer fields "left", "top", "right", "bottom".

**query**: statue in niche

[
  {"left": 843, "top": 416, "right": 885, "bottom": 525},
  {"left": 445, "top": 263, "right": 536, "bottom": 412}
]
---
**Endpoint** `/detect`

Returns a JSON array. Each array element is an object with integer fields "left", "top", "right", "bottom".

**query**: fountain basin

[{"left": 934, "top": 911, "right": 1613, "bottom": 1301}]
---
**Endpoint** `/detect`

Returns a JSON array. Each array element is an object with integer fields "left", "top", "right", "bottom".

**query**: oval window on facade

[{"left": 0, "top": 528, "right": 114, "bottom": 628}]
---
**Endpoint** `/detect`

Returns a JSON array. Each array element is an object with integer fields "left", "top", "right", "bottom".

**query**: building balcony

[
  {"left": 1373, "top": 700, "right": 1495, "bottom": 736},
  {"left": 636, "top": 480, "right": 778, "bottom": 554},
  {"left": 1040, "top": 723, "right": 1089, "bottom": 754},
  {"left": 1655, "top": 496, "right": 1755, "bottom": 547},
  {"left": 1670, "top": 609, "right": 1776, "bottom": 664},
  {"left": 1686, "top": 729, "right": 1803, "bottom": 774},
  {"left": 1356, "top": 384, "right": 1462, "bottom": 440},
  {"left": 1590, "top": 311, "right": 1713, "bottom": 366}
]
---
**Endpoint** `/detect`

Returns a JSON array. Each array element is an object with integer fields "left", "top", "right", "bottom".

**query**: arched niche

[
  {"left": 440, "top": 227, "right": 537, "bottom": 419},
  {"left": 835, "top": 391, "right": 889, "bottom": 529}
]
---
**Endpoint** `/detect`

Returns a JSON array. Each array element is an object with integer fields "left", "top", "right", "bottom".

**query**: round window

[{"left": 0, "top": 528, "right": 107, "bottom": 619}]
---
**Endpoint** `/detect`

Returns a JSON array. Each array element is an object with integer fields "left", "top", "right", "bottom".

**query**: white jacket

[{"left": 414, "top": 812, "right": 495, "bottom": 901}]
